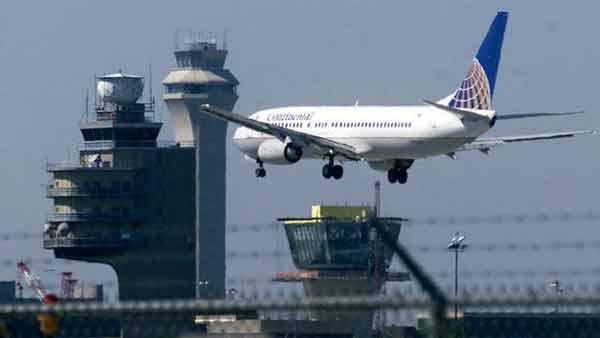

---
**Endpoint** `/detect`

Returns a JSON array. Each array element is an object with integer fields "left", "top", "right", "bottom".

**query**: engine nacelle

[
  {"left": 489, "top": 114, "right": 497, "bottom": 128},
  {"left": 257, "top": 140, "right": 303, "bottom": 164}
]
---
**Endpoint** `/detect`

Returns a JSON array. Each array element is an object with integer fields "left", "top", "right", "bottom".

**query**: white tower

[{"left": 163, "top": 39, "right": 239, "bottom": 298}]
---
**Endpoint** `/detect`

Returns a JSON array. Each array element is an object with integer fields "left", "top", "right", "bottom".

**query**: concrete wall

[{"left": 163, "top": 89, "right": 237, "bottom": 299}]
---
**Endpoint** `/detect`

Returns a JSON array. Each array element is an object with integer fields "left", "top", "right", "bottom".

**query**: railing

[
  {"left": 46, "top": 186, "right": 139, "bottom": 198},
  {"left": 79, "top": 140, "right": 195, "bottom": 151},
  {"left": 43, "top": 233, "right": 136, "bottom": 249},
  {"left": 46, "top": 161, "right": 140, "bottom": 171},
  {"left": 47, "top": 212, "right": 141, "bottom": 223}
]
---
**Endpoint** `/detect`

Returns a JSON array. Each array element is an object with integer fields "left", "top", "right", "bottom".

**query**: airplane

[{"left": 200, "top": 11, "right": 595, "bottom": 184}]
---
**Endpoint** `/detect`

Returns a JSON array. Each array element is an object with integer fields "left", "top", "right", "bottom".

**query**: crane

[
  {"left": 16, "top": 261, "right": 58, "bottom": 304},
  {"left": 16, "top": 261, "right": 59, "bottom": 338}
]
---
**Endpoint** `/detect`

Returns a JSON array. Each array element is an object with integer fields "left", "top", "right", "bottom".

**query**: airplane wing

[
  {"left": 457, "top": 130, "right": 596, "bottom": 153},
  {"left": 496, "top": 110, "right": 584, "bottom": 120},
  {"left": 199, "top": 104, "right": 361, "bottom": 160}
]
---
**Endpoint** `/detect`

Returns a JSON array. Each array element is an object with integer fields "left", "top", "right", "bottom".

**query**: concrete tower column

[{"left": 163, "top": 40, "right": 239, "bottom": 299}]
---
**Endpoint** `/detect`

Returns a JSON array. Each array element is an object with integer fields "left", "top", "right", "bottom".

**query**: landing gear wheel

[
  {"left": 322, "top": 164, "right": 333, "bottom": 179},
  {"left": 255, "top": 168, "right": 266, "bottom": 178},
  {"left": 387, "top": 169, "right": 397, "bottom": 183},
  {"left": 332, "top": 165, "right": 344, "bottom": 180},
  {"left": 388, "top": 168, "right": 408, "bottom": 184},
  {"left": 255, "top": 159, "right": 266, "bottom": 178},
  {"left": 397, "top": 170, "right": 408, "bottom": 184}
]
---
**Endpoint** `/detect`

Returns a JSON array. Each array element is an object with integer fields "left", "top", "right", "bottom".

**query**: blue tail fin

[{"left": 441, "top": 11, "right": 508, "bottom": 110}]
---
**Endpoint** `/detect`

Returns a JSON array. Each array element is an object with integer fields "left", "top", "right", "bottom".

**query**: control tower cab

[
  {"left": 163, "top": 40, "right": 239, "bottom": 143},
  {"left": 276, "top": 205, "right": 409, "bottom": 336}
]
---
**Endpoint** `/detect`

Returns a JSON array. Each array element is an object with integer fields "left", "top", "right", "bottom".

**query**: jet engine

[
  {"left": 489, "top": 114, "right": 497, "bottom": 127},
  {"left": 257, "top": 139, "right": 303, "bottom": 164}
]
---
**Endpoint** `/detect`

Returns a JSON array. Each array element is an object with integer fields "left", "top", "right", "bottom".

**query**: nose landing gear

[{"left": 255, "top": 159, "right": 266, "bottom": 178}]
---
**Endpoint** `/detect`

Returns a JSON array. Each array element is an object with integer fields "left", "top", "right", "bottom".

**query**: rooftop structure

[{"left": 276, "top": 203, "right": 409, "bottom": 336}]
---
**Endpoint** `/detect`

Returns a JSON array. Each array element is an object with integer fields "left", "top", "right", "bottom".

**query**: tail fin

[{"left": 439, "top": 11, "right": 508, "bottom": 110}]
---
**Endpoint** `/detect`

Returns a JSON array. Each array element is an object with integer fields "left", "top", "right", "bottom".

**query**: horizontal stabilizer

[
  {"left": 458, "top": 130, "right": 596, "bottom": 153},
  {"left": 496, "top": 110, "right": 584, "bottom": 120}
]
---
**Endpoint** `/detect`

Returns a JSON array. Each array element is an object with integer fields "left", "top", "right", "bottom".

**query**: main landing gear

[
  {"left": 255, "top": 159, "right": 266, "bottom": 178},
  {"left": 387, "top": 168, "right": 408, "bottom": 184},
  {"left": 387, "top": 159, "right": 413, "bottom": 184},
  {"left": 322, "top": 158, "right": 344, "bottom": 180}
]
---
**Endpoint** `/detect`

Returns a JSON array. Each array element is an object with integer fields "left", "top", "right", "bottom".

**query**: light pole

[
  {"left": 549, "top": 280, "right": 566, "bottom": 313},
  {"left": 448, "top": 232, "right": 467, "bottom": 321}
]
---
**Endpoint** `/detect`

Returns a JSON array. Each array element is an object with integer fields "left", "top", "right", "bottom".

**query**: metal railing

[
  {"left": 79, "top": 140, "right": 195, "bottom": 151},
  {"left": 46, "top": 186, "right": 139, "bottom": 198},
  {"left": 47, "top": 212, "right": 141, "bottom": 223},
  {"left": 46, "top": 161, "right": 141, "bottom": 171},
  {"left": 43, "top": 234, "right": 135, "bottom": 249}
]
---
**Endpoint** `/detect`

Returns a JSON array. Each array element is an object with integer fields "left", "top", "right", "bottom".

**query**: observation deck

[
  {"left": 46, "top": 184, "right": 140, "bottom": 198},
  {"left": 43, "top": 232, "right": 138, "bottom": 249},
  {"left": 47, "top": 212, "right": 141, "bottom": 223}
]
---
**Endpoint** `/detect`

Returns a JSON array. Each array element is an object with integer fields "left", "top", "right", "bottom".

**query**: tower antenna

[
  {"left": 148, "top": 63, "right": 153, "bottom": 102},
  {"left": 82, "top": 89, "right": 89, "bottom": 123},
  {"left": 93, "top": 74, "right": 97, "bottom": 110},
  {"left": 223, "top": 29, "right": 228, "bottom": 50},
  {"left": 374, "top": 181, "right": 381, "bottom": 217}
]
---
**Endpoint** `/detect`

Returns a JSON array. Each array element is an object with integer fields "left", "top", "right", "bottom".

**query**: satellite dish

[
  {"left": 97, "top": 72, "right": 144, "bottom": 104},
  {"left": 57, "top": 222, "right": 69, "bottom": 234}
]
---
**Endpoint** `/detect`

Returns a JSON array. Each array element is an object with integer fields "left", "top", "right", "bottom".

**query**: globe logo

[{"left": 449, "top": 59, "right": 491, "bottom": 110}]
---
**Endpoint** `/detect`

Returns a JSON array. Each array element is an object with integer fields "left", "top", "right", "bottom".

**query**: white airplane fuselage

[
  {"left": 198, "top": 12, "right": 592, "bottom": 183},
  {"left": 233, "top": 105, "right": 494, "bottom": 168}
]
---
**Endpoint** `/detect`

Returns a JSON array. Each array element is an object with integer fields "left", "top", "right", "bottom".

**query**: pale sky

[{"left": 0, "top": 1, "right": 598, "bottom": 301}]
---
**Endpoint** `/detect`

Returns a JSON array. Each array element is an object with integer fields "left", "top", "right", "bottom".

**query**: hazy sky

[{"left": 0, "top": 1, "right": 598, "bottom": 300}]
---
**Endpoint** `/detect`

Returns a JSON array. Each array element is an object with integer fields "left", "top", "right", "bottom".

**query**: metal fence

[{"left": 1, "top": 210, "right": 600, "bottom": 338}]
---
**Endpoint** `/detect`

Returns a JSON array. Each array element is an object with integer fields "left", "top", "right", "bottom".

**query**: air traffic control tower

[
  {"left": 44, "top": 73, "right": 198, "bottom": 301},
  {"left": 163, "top": 39, "right": 239, "bottom": 298},
  {"left": 276, "top": 204, "right": 409, "bottom": 336}
]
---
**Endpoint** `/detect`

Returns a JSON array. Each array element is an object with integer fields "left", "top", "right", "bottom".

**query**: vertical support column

[{"left": 190, "top": 108, "right": 227, "bottom": 299}]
